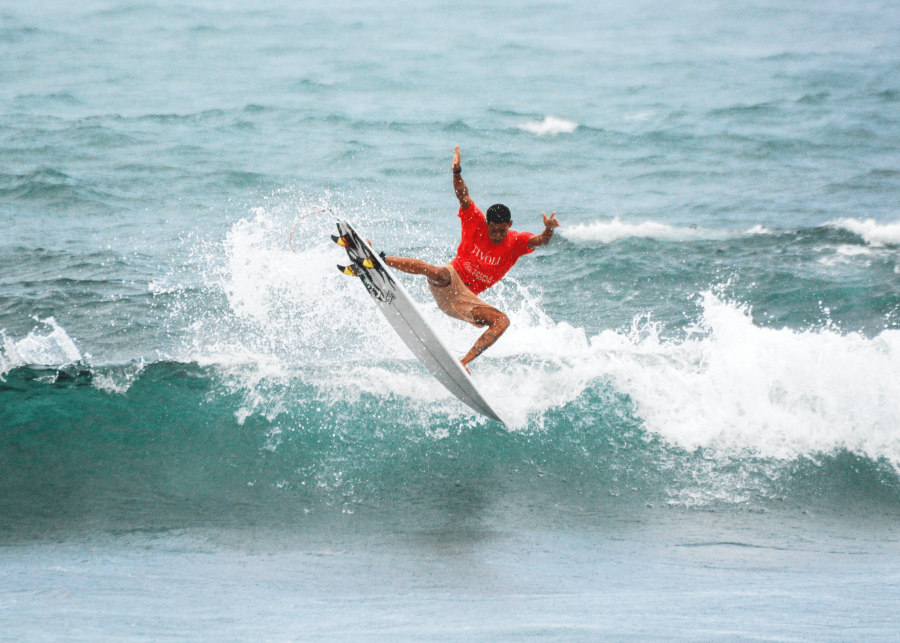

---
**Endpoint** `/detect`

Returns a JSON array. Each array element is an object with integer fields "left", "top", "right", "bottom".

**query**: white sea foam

[
  {"left": 0, "top": 320, "right": 150, "bottom": 395},
  {"left": 518, "top": 115, "right": 578, "bottom": 135},
  {"left": 744, "top": 224, "right": 772, "bottom": 235},
  {"left": 450, "top": 291, "right": 900, "bottom": 470},
  {"left": 211, "top": 203, "right": 412, "bottom": 363},
  {"left": 197, "top": 202, "right": 900, "bottom": 473},
  {"left": 833, "top": 218, "right": 900, "bottom": 246},
  {"left": 0, "top": 317, "right": 83, "bottom": 377},
  {"left": 593, "top": 294, "right": 899, "bottom": 462},
  {"left": 92, "top": 360, "right": 147, "bottom": 395},
  {"left": 186, "top": 199, "right": 430, "bottom": 423},
  {"left": 564, "top": 218, "right": 722, "bottom": 243},
  {"left": 816, "top": 243, "right": 877, "bottom": 267},
  {"left": 0, "top": 319, "right": 149, "bottom": 395}
]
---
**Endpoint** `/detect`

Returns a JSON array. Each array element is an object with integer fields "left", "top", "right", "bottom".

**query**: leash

[{"left": 289, "top": 208, "right": 338, "bottom": 253}]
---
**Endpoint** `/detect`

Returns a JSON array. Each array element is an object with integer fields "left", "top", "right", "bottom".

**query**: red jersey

[{"left": 450, "top": 203, "right": 535, "bottom": 295}]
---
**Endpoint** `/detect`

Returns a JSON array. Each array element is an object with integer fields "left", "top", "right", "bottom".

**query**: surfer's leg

[
  {"left": 460, "top": 306, "right": 510, "bottom": 372},
  {"left": 384, "top": 256, "right": 451, "bottom": 287}
]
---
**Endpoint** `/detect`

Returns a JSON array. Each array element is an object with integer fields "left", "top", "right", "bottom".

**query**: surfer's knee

[
  {"left": 476, "top": 308, "right": 509, "bottom": 334},
  {"left": 493, "top": 311, "right": 510, "bottom": 334}
]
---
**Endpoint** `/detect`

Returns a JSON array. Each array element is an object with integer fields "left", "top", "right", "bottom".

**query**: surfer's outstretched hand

[
  {"left": 460, "top": 359, "right": 471, "bottom": 375},
  {"left": 542, "top": 211, "right": 560, "bottom": 230},
  {"left": 528, "top": 211, "right": 560, "bottom": 248},
  {"left": 452, "top": 146, "right": 461, "bottom": 171}
]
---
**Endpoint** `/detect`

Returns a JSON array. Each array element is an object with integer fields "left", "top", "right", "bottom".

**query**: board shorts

[{"left": 428, "top": 265, "right": 496, "bottom": 328}]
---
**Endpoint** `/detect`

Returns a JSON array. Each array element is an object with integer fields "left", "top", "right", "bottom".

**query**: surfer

[{"left": 383, "top": 147, "right": 559, "bottom": 372}]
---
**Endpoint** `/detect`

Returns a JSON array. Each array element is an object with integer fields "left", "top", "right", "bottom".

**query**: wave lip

[
  {"left": 594, "top": 293, "right": 900, "bottom": 466},
  {"left": 1, "top": 318, "right": 83, "bottom": 377},
  {"left": 563, "top": 218, "right": 723, "bottom": 243},
  {"left": 517, "top": 115, "right": 578, "bottom": 135},
  {"left": 832, "top": 218, "right": 900, "bottom": 247}
]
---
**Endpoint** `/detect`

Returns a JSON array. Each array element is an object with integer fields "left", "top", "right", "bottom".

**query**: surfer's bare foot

[{"left": 460, "top": 359, "right": 471, "bottom": 375}]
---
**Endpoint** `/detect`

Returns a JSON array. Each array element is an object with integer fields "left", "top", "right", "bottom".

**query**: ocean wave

[
  {"left": 178, "top": 205, "right": 900, "bottom": 466},
  {"left": 517, "top": 116, "right": 578, "bottom": 135},
  {"left": 7, "top": 202, "right": 900, "bottom": 474},
  {"left": 832, "top": 218, "right": 900, "bottom": 246},
  {"left": 14, "top": 294, "right": 894, "bottom": 472},
  {"left": 5, "top": 203, "right": 899, "bottom": 520},
  {"left": 599, "top": 294, "right": 900, "bottom": 463},
  {"left": 0, "top": 167, "right": 120, "bottom": 210},
  {"left": 563, "top": 218, "right": 723, "bottom": 243},
  {"left": 2, "top": 311, "right": 898, "bottom": 520},
  {"left": 0, "top": 317, "right": 83, "bottom": 377}
]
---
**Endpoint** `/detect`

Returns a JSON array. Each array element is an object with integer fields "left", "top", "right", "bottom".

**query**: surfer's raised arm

[
  {"left": 527, "top": 211, "right": 560, "bottom": 248},
  {"left": 452, "top": 146, "right": 474, "bottom": 210}
]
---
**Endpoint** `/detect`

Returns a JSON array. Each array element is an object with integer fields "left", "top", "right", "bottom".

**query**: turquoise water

[{"left": 2, "top": 0, "right": 900, "bottom": 640}]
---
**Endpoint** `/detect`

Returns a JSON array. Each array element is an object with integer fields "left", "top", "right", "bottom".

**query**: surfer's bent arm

[
  {"left": 527, "top": 211, "right": 560, "bottom": 248},
  {"left": 452, "top": 146, "right": 474, "bottom": 210}
]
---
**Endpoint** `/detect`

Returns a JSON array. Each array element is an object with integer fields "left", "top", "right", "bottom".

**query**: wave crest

[
  {"left": 517, "top": 116, "right": 578, "bottom": 135},
  {"left": 563, "top": 218, "right": 721, "bottom": 243},
  {"left": 833, "top": 218, "right": 900, "bottom": 246},
  {"left": 0, "top": 317, "right": 83, "bottom": 377}
]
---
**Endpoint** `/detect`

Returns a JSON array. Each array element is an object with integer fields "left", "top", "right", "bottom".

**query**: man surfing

[{"left": 383, "top": 147, "right": 559, "bottom": 372}]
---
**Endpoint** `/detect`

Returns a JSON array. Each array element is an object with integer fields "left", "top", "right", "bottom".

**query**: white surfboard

[{"left": 335, "top": 219, "right": 504, "bottom": 423}]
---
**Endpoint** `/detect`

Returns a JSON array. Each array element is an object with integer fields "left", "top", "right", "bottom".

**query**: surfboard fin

[
  {"left": 337, "top": 264, "right": 359, "bottom": 277},
  {"left": 357, "top": 257, "right": 375, "bottom": 269},
  {"left": 331, "top": 234, "right": 350, "bottom": 247}
]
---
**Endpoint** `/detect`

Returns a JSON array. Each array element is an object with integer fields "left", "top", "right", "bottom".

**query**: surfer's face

[{"left": 488, "top": 221, "right": 512, "bottom": 244}]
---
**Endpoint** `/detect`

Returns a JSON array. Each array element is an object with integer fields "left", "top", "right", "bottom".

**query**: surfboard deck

[{"left": 334, "top": 219, "right": 504, "bottom": 424}]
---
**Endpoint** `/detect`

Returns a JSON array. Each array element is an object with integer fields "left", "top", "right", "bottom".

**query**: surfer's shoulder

[{"left": 459, "top": 201, "right": 482, "bottom": 218}]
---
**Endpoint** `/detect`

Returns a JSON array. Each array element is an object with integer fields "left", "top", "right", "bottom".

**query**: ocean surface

[{"left": 2, "top": 0, "right": 900, "bottom": 640}]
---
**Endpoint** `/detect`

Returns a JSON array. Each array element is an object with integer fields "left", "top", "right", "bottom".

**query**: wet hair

[{"left": 486, "top": 204, "right": 511, "bottom": 224}]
